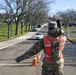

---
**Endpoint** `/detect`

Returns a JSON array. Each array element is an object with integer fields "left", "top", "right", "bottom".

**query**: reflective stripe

[
  {"left": 45, "top": 54, "right": 51, "bottom": 58},
  {"left": 45, "top": 44, "right": 51, "bottom": 47},
  {"left": 44, "top": 36, "right": 66, "bottom": 62},
  {"left": 45, "top": 42, "right": 65, "bottom": 46}
]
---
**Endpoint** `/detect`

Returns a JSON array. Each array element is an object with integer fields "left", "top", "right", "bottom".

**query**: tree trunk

[
  {"left": 21, "top": 24, "right": 24, "bottom": 34},
  {"left": 28, "top": 24, "right": 30, "bottom": 31},
  {"left": 25, "top": 22, "right": 28, "bottom": 32},
  {"left": 15, "top": 22, "right": 19, "bottom": 35},
  {"left": 8, "top": 23, "right": 12, "bottom": 38}
]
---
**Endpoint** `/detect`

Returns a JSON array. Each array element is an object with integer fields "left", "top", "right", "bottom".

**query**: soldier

[{"left": 15, "top": 21, "right": 66, "bottom": 75}]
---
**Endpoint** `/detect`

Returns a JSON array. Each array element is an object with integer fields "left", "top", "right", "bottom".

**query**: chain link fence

[{"left": 63, "top": 42, "right": 76, "bottom": 63}]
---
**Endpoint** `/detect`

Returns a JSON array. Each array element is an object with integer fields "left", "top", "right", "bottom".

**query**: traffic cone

[
  {"left": 36, "top": 54, "right": 39, "bottom": 62},
  {"left": 32, "top": 54, "right": 38, "bottom": 66}
]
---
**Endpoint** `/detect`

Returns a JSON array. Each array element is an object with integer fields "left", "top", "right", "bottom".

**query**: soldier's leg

[
  {"left": 55, "top": 59, "right": 64, "bottom": 75},
  {"left": 58, "top": 59, "right": 64, "bottom": 75},
  {"left": 42, "top": 66, "right": 54, "bottom": 75},
  {"left": 54, "top": 70, "right": 64, "bottom": 75},
  {"left": 42, "top": 68, "right": 48, "bottom": 75},
  {"left": 42, "top": 59, "right": 54, "bottom": 75},
  {"left": 42, "top": 69, "right": 53, "bottom": 75}
]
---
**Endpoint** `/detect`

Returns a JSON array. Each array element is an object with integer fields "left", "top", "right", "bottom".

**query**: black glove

[{"left": 15, "top": 55, "right": 24, "bottom": 63}]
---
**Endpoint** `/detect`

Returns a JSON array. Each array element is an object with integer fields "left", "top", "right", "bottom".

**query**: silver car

[
  {"left": 33, "top": 33, "right": 43, "bottom": 40},
  {"left": 32, "top": 26, "right": 38, "bottom": 31}
]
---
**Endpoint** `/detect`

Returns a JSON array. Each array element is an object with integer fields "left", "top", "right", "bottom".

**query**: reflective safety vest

[{"left": 44, "top": 36, "right": 66, "bottom": 62}]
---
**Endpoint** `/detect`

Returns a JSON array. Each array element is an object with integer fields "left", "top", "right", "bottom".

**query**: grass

[
  {"left": 69, "top": 38, "right": 76, "bottom": 42},
  {"left": 0, "top": 22, "right": 29, "bottom": 42},
  {"left": 0, "top": 23, "right": 76, "bottom": 42},
  {"left": 0, "top": 23, "right": 8, "bottom": 41},
  {"left": 64, "top": 26, "right": 76, "bottom": 42}
]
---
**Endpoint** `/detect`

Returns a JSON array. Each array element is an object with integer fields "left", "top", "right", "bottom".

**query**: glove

[{"left": 15, "top": 55, "right": 24, "bottom": 63}]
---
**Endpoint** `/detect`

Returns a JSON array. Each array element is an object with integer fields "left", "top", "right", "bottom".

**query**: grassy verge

[
  {"left": 64, "top": 26, "right": 76, "bottom": 42},
  {"left": 0, "top": 22, "right": 29, "bottom": 42},
  {"left": 69, "top": 38, "right": 76, "bottom": 42}
]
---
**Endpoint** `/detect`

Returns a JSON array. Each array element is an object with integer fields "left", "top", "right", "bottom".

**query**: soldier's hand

[
  {"left": 61, "top": 29, "right": 65, "bottom": 35},
  {"left": 15, "top": 55, "right": 24, "bottom": 63}
]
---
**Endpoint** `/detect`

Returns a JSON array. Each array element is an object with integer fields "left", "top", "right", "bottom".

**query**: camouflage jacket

[
  {"left": 22, "top": 38, "right": 44, "bottom": 59},
  {"left": 21, "top": 35, "right": 66, "bottom": 60}
]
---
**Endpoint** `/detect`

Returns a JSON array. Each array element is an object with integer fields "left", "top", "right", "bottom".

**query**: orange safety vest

[{"left": 44, "top": 35, "right": 66, "bottom": 62}]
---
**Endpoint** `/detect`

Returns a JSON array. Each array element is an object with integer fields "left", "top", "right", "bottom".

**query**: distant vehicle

[
  {"left": 31, "top": 26, "right": 38, "bottom": 31},
  {"left": 68, "top": 22, "right": 76, "bottom": 27},
  {"left": 33, "top": 33, "right": 43, "bottom": 40},
  {"left": 37, "top": 24, "right": 41, "bottom": 28},
  {"left": 44, "top": 23, "right": 48, "bottom": 27}
]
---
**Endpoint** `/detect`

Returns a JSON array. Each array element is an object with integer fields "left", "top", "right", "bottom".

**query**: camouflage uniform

[
  {"left": 15, "top": 36, "right": 65, "bottom": 75},
  {"left": 15, "top": 21, "right": 66, "bottom": 75},
  {"left": 42, "top": 58, "right": 64, "bottom": 75}
]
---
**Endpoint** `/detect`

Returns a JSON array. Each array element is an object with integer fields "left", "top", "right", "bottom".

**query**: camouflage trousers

[{"left": 42, "top": 58, "right": 64, "bottom": 75}]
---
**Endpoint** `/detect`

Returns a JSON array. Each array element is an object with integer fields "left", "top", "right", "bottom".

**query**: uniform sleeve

[
  {"left": 22, "top": 39, "right": 44, "bottom": 59},
  {"left": 60, "top": 35, "right": 66, "bottom": 52}
]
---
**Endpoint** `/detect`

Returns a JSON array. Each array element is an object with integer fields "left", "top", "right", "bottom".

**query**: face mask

[
  {"left": 48, "top": 28, "right": 54, "bottom": 30},
  {"left": 48, "top": 28, "right": 61, "bottom": 37}
]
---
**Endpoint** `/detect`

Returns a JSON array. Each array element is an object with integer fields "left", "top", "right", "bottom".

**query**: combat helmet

[{"left": 48, "top": 21, "right": 61, "bottom": 37}]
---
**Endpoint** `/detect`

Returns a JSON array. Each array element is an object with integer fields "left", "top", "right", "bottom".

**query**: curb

[{"left": 0, "top": 25, "right": 44, "bottom": 50}]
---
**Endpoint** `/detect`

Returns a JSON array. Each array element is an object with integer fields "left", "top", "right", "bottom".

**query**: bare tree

[
  {"left": 55, "top": 8, "right": 76, "bottom": 32},
  {"left": 0, "top": 0, "right": 28, "bottom": 36},
  {"left": 0, "top": 0, "right": 55, "bottom": 37},
  {"left": 24, "top": 0, "right": 54, "bottom": 27},
  {"left": 0, "top": 0, "right": 15, "bottom": 38}
]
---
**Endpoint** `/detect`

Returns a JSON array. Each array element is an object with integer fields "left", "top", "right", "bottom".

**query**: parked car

[
  {"left": 33, "top": 33, "right": 43, "bottom": 40},
  {"left": 31, "top": 26, "right": 38, "bottom": 31}
]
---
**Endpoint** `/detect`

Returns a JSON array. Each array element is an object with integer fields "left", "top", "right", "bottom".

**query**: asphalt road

[
  {"left": 0, "top": 26, "right": 47, "bottom": 75},
  {"left": 0, "top": 26, "right": 76, "bottom": 75}
]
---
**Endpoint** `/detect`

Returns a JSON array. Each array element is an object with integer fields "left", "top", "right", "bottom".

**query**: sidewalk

[{"left": 0, "top": 25, "right": 44, "bottom": 50}]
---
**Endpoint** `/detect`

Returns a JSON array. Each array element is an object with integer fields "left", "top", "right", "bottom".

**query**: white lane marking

[{"left": 0, "top": 63, "right": 32, "bottom": 66}]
